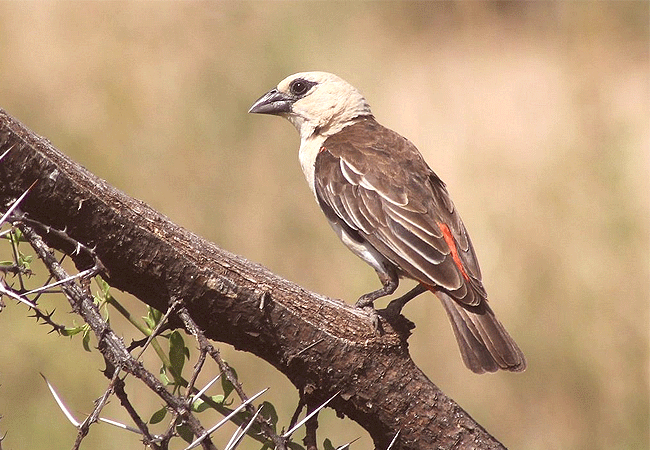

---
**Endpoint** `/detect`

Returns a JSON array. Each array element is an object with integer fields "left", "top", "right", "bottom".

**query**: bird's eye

[{"left": 290, "top": 79, "right": 313, "bottom": 97}]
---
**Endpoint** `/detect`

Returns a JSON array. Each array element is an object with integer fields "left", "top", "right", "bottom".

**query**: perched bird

[{"left": 249, "top": 72, "right": 526, "bottom": 374}]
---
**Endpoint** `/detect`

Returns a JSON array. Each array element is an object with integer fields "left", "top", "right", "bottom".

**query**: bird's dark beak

[{"left": 248, "top": 88, "right": 293, "bottom": 115}]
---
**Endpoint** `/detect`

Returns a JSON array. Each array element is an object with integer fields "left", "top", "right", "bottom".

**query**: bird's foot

[
  {"left": 354, "top": 297, "right": 381, "bottom": 333},
  {"left": 354, "top": 275, "right": 401, "bottom": 333},
  {"left": 381, "top": 284, "right": 429, "bottom": 318},
  {"left": 354, "top": 293, "right": 377, "bottom": 309},
  {"left": 357, "top": 304, "right": 381, "bottom": 333}
]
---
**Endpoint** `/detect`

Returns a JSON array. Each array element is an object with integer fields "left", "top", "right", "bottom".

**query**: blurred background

[{"left": 0, "top": 2, "right": 647, "bottom": 449}]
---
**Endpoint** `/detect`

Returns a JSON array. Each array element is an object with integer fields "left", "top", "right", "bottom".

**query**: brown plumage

[
  {"left": 315, "top": 118, "right": 525, "bottom": 373},
  {"left": 249, "top": 72, "right": 526, "bottom": 373}
]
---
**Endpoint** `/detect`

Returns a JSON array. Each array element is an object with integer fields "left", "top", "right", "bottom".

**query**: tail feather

[{"left": 437, "top": 292, "right": 526, "bottom": 374}]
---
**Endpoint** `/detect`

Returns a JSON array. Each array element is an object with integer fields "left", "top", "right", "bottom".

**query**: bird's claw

[{"left": 355, "top": 302, "right": 381, "bottom": 333}]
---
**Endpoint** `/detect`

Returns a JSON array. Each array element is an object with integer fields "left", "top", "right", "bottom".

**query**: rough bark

[{"left": 0, "top": 108, "right": 506, "bottom": 450}]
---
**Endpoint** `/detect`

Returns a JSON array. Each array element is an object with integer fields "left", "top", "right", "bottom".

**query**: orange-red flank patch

[{"left": 437, "top": 222, "right": 470, "bottom": 282}]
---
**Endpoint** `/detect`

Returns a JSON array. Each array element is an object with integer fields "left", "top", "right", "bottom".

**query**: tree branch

[
  {"left": 17, "top": 221, "right": 217, "bottom": 450},
  {"left": 0, "top": 108, "right": 505, "bottom": 449}
]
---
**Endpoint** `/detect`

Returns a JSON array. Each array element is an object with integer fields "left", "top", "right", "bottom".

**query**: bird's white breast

[{"left": 298, "top": 134, "right": 327, "bottom": 198}]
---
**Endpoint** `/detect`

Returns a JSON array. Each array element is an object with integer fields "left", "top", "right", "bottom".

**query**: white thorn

[
  {"left": 386, "top": 429, "right": 400, "bottom": 450},
  {"left": 0, "top": 143, "right": 16, "bottom": 162},
  {"left": 282, "top": 391, "right": 340, "bottom": 439},
  {"left": 41, "top": 374, "right": 81, "bottom": 428},
  {"left": 184, "top": 387, "right": 269, "bottom": 450},
  {"left": 0, "top": 181, "right": 37, "bottom": 226},
  {"left": 191, "top": 374, "right": 222, "bottom": 404},
  {"left": 223, "top": 405, "right": 264, "bottom": 450},
  {"left": 0, "top": 280, "right": 37, "bottom": 308}
]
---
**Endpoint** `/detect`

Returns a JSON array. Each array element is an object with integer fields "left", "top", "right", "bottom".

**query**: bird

[{"left": 249, "top": 71, "right": 526, "bottom": 374}]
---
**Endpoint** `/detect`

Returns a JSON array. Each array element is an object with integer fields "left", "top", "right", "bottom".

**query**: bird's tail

[{"left": 436, "top": 292, "right": 526, "bottom": 374}]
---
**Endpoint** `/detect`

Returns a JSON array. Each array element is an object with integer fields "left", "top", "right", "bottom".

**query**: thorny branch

[
  {"left": 0, "top": 211, "right": 296, "bottom": 449},
  {"left": 177, "top": 307, "right": 286, "bottom": 449},
  {"left": 11, "top": 221, "right": 218, "bottom": 450},
  {"left": 0, "top": 189, "right": 290, "bottom": 449},
  {"left": 112, "top": 374, "right": 162, "bottom": 450}
]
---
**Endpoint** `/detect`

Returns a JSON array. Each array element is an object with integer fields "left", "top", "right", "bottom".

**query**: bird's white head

[{"left": 249, "top": 72, "right": 372, "bottom": 140}]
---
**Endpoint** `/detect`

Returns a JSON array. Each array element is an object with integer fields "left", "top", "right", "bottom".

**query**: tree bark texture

[{"left": 0, "top": 108, "right": 505, "bottom": 450}]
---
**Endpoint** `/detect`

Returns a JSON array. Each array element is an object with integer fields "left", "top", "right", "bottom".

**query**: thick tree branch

[{"left": 0, "top": 108, "right": 505, "bottom": 449}]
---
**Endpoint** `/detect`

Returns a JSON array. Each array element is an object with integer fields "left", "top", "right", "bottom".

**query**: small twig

[
  {"left": 185, "top": 347, "right": 209, "bottom": 405},
  {"left": 133, "top": 298, "right": 182, "bottom": 362},
  {"left": 288, "top": 390, "right": 306, "bottom": 433},
  {"left": 27, "top": 253, "right": 67, "bottom": 306},
  {"left": 73, "top": 300, "right": 178, "bottom": 450},
  {"left": 303, "top": 406, "right": 318, "bottom": 450},
  {"left": 43, "top": 371, "right": 164, "bottom": 448},
  {"left": 177, "top": 307, "right": 286, "bottom": 449},
  {"left": 73, "top": 369, "right": 120, "bottom": 450},
  {"left": 18, "top": 216, "right": 107, "bottom": 275},
  {"left": 0, "top": 186, "right": 38, "bottom": 292},
  {"left": 112, "top": 375, "right": 163, "bottom": 450},
  {"left": 0, "top": 278, "right": 37, "bottom": 309}
]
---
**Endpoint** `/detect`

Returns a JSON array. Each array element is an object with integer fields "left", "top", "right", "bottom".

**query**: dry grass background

[{"left": 0, "top": 2, "right": 647, "bottom": 450}]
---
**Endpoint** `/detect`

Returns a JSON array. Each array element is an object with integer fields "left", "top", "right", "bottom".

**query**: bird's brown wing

[
  {"left": 315, "top": 118, "right": 526, "bottom": 373},
  {"left": 315, "top": 118, "right": 487, "bottom": 306}
]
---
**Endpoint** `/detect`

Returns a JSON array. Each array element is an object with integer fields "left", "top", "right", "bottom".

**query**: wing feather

[
  {"left": 384, "top": 204, "right": 447, "bottom": 254},
  {"left": 315, "top": 118, "right": 486, "bottom": 306},
  {"left": 358, "top": 189, "right": 386, "bottom": 228},
  {"left": 384, "top": 217, "right": 461, "bottom": 287}
]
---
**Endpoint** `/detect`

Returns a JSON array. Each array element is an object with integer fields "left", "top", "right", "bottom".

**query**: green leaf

[
  {"left": 17, "top": 253, "right": 32, "bottom": 267},
  {"left": 82, "top": 326, "right": 92, "bottom": 352},
  {"left": 143, "top": 306, "right": 162, "bottom": 330},
  {"left": 98, "top": 277, "right": 110, "bottom": 295},
  {"left": 92, "top": 277, "right": 108, "bottom": 303},
  {"left": 61, "top": 325, "right": 84, "bottom": 337},
  {"left": 168, "top": 330, "right": 186, "bottom": 379},
  {"left": 191, "top": 393, "right": 226, "bottom": 412},
  {"left": 221, "top": 366, "right": 238, "bottom": 400},
  {"left": 149, "top": 406, "right": 167, "bottom": 424},
  {"left": 210, "top": 394, "right": 225, "bottom": 404},
  {"left": 160, "top": 366, "right": 171, "bottom": 386},
  {"left": 191, "top": 398, "right": 207, "bottom": 413},
  {"left": 176, "top": 423, "right": 194, "bottom": 443},
  {"left": 10, "top": 229, "right": 23, "bottom": 243},
  {"left": 259, "top": 401, "right": 278, "bottom": 432},
  {"left": 323, "top": 439, "right": 335, "bottom": 450}
]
